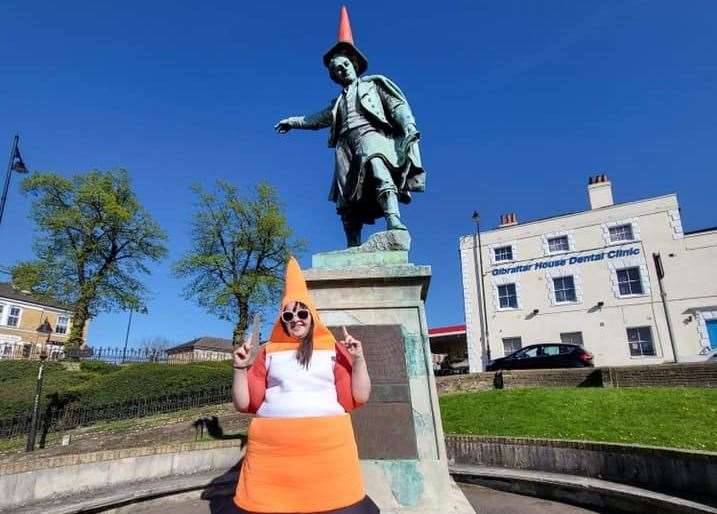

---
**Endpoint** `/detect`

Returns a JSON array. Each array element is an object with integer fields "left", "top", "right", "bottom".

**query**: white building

[{"left": 459, "top": 175, "right": 717, "bottom": 372}]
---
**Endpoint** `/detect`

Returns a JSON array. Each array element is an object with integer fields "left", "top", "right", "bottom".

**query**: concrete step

[
  {"left": 4, "top": 469, "right": 237, "bottom": 514},
  {"left": 450, "top": 464, "right": 717, "bottom": 514}
]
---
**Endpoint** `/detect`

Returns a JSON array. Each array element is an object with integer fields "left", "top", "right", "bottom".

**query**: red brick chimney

[{"left": 499, "top": 213, "right": 518, "bottom": 227}]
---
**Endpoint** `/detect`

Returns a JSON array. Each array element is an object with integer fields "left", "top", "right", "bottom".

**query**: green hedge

[
  {"left": 79, "top": 360, "right": 121, "bottom": 375},
  {"left": 71, "top": 361, "right": 233, "bottom": 408},
  {"left": 0, "top": 360, "right": 233, "bottom": 418},
  {"left": 0, "top": 361, "right": 92, "bottom": 418}
]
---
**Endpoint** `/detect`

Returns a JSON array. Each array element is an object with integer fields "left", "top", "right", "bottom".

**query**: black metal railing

[
  {"left": 0, "top": 386, "right": 232, "bottom": 439},
  {"left": 0, "top": 345, "right": 233, "bottom": 364}
]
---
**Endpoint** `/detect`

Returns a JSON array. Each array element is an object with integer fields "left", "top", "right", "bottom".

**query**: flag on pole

[{"left": 11, "top": 145, "right": 28, "bottom": 173}]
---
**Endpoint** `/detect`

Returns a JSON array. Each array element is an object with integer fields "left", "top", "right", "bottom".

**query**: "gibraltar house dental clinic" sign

[{"left": 491, "top": 247, "right": 641, "bottom": 276}]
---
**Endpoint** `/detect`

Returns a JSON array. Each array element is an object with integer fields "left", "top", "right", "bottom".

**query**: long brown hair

[{"left": 281, "top": 301, "right": 314, "bottom": 368}]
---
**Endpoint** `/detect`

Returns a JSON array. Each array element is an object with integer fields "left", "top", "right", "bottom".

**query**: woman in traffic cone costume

[{"left": 232, "top": 257, "right": 377, "bottom": 513}]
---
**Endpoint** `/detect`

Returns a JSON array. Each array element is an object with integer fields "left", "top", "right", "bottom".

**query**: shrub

[
  {"left": 0, "top": 361, "right": 89, "bottom": 418},
  {"left": 79, "top": 360, "right": 120, "bottom": 375},
  {"left": 67, "top": 361, "right": 233, "bottom": 408},
  {"left": 0, "top": 360, "right": 232, "bottom": 419}
]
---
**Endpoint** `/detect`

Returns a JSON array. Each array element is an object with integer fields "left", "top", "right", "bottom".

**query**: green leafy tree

[
  {"left": 173, "top": 181, "right": 305, "bottom": 345},
  {"left": 11, "top": 170, "right": 168, "bottom": 347}
]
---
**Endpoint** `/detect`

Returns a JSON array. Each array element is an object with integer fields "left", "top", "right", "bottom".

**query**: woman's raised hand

[
  {"left": 233, "top": 333, "right": 255, "bottom": 369},
  {"left": 340, "top": 326, "right": 365, "bottom": 361}
]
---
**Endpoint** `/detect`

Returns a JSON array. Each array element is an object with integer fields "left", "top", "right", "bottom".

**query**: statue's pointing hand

[{"left": 275, "top": 119, "right": 293, "bottom": 134}]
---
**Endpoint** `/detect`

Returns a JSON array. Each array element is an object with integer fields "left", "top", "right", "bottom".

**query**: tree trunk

[
  {"left": 68, "top": 302, "right": 89, "bottom": 349},
  {"left": 233, "top": 299, "right": 250, "bottom": 346}
]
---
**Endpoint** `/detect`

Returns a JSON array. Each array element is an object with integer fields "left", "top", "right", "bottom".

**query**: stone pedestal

[{"left": 305, "top": 248, "right": 474, "bottom": 514}]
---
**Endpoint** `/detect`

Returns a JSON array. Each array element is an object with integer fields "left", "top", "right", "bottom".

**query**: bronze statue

[{"left": 275, "top": 6, "right": 426, "bottom": 248}]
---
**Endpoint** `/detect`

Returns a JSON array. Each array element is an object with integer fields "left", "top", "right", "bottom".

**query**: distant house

[
  {"left": 0, "top": 283, "right": 83, "bottom": 359},
  {"left": 166, "top": 336, "right": 234, "bottom": 363}
]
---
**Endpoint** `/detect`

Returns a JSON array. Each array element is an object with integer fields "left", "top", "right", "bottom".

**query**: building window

[
  {"left": 553, "top": 276, "right": 577, "bottom": 303},
  {"left": 609, "top": 223, "right": 634, "bottom": 243},
  {"left": 497, "top": 283, "right": 518, "bottom": 309},
  {"left": 547, "top": 235, "right": 569, "bottom": 253},
  {"left": 0, "top": 304, "right": 4, "bottom": 323},
  {"left": 560, "top": 332, "right": 584, "bottom": 346},
  {"left": 617, "top": 267, "right": 644, "bottom": 295},
  {"left": 627, "top": 327, "right": 656, "bottom": 357},
  {"left": 494, "top": 245, "right": 513, "bottom": 262},
  {"left": 502, "top": 337, "right": 522, "bottom": 355},
  {"left": 55, "top": 316, "right": 69, "bottom": 335},
  {"left": 6, "top": 307, "right": 21, "bottom": 327}
]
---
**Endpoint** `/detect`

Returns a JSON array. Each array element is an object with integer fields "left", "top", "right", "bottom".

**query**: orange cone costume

[{"left": 234, "top": 257, "right": 377, "bottom": 513}]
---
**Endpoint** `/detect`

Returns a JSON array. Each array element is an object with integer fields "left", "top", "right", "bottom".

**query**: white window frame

[
  {"left": 491, "top": 274, "right": 522, "bottom": 311},
  {"left": 502, "top": 337, "right": 522, "bottom": 356},
  {"left": 545, "top": 271, "right": 583, "bottom": 306},
  {"left": 0, "top": 303, "right": 5, "bottom": 325},
  {"left": 601, "top": 218, "right": 641, "bottom": 246},
  {"left": 497, "top": 283, "right": 519, "bottom": 310},
  {"left": 553, "top": 275, "right": 578, "bottom": 304},
  {"left": 541, "top": 231, "right": 575, "bottom": 256},
  {"left": 616, "top": 266, "right": 645, "bottom": 297},
  {"left": 548, "top": 235, "right": 570, "bottom": 253},
  {"left": 493, "top": 245, "right": 514, "bottom": 263},
  {"left": 608, "top": 224, "right": 635, "bottom": 243},
  {"left": 560, "top": 331, "right": 584, "bottom": 346},
  {"left": 696, "top": 310, "right": 717, "bottom": 352},
  {"left": 5, "top": 305, "right": 22, "bottom": 328},
  {"left": 608, "top": 253, "right": 650, "bottom": 299},
  {"left": 490, "top": 241, "right": 518, "bottom": 264},
  {"left": 55, "top": 315, "right": 70, "bottom": 335},
  {"left": 626, "top": 326, "right": 657, "bottom": 358}
]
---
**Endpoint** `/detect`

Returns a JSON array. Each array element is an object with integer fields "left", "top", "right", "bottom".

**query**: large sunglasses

[{"left": 281, "top": 309, "right": 310, "bottom": 322}]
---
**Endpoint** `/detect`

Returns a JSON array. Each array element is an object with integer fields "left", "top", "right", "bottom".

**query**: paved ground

[
  {"left": 460, "top": 483, "right": 601, "bottom": 514},
  {"left": 126, "top": 483, "right": 601, "bottom": 514}
]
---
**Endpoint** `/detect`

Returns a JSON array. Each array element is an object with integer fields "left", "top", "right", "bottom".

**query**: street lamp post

[
  {"left": 26, "top": 320, "right": 52, "bottom": 452},
  {"left": 122, "top": 309, "right": 133, "bottom": 364},
  {"left": 472, "top": 211, "right": 491, "bottom": 366},
  {"left": 1, "top": 134, "right": 29, "bottom": 228}
]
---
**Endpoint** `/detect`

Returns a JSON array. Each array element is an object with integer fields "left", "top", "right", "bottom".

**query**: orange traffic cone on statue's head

[{"left": 323, "top": 5, "right": 368, "bottom": 75}]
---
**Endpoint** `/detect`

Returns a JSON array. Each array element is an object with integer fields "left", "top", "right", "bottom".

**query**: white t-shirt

[{"left": 256, "top": 349, "right": 345, "bottom": 418}]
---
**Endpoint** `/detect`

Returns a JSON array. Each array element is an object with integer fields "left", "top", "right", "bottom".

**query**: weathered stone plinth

[
  {"left": 305, "top": 255, "right": 474, "bottom": 514},
  {"left": 312, "top": 230, "right": 410, "bottom": 269}
]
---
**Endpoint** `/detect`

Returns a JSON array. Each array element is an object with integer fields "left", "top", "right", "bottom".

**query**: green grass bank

[{"left": 439, "top": 387, "right": 717, "bottom": 451}]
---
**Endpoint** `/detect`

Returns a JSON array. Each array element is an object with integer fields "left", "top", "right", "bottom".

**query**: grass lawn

[{"left": 439, "top": 387, "right": 717, "bottom": 452}]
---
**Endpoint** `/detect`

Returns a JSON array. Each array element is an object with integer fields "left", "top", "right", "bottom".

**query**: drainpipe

[{"left": 653, "top": 253, "right": 679, "bottom": 363}]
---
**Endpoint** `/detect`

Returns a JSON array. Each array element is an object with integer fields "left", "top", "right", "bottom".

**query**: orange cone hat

[
  {"left": 337, "top": 5, "right": 355, "bottom": 44},
  {"left": 323, "top": 5, "right": 368, "bottom": 75},
  {"left": 267, "top": 257, "right": 336, "bottom": 350}
]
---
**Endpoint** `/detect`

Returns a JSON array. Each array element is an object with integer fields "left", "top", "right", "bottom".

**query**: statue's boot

[
  {"left": 343, "top": 221, "right": 362, "bottom": 247},
  {"left": 379, "top": 191, "right": 408, "bottom": 231}
]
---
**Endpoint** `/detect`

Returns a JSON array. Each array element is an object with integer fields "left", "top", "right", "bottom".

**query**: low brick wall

[
  {"left": 0, "top": 440, "right": 243, "bottom": 511},
  {"left": 607, "top": 363, "right": 717, "bottom": 388},
  {"left": 446, "top": 435, "right": 717, "bottom": 505},
  {"left": 436, "top": 363, "right": 717, "bottom": 394}
]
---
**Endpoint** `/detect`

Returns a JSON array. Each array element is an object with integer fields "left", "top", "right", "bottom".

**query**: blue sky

[{"left": 2, "top": 1, "right": 716, "bottom": 348}]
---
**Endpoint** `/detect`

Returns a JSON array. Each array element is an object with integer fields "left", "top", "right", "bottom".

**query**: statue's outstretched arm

[{"left": 275, "top": 104, "right": 333, "bottom": 133}]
